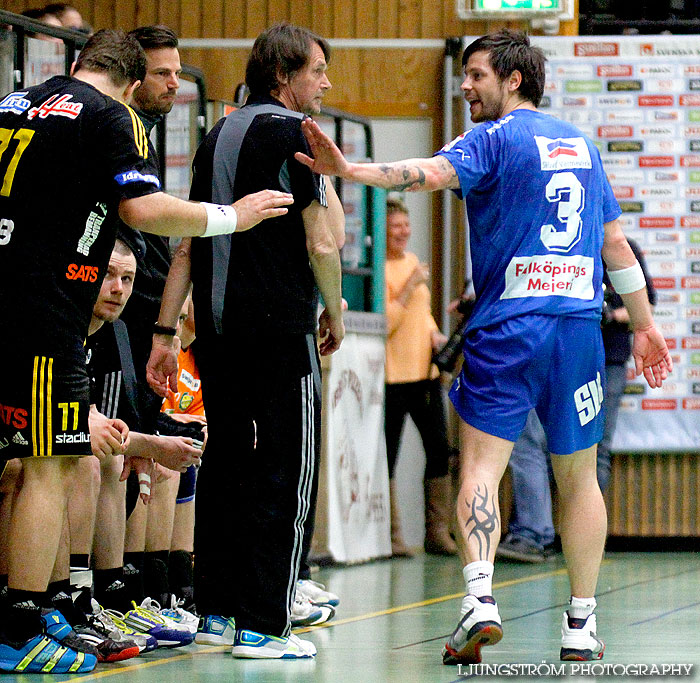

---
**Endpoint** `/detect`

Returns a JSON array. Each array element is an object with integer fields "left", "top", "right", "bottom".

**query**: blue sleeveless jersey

[{"left": 436, "top": 109, "right": 621, "bottom": 333}]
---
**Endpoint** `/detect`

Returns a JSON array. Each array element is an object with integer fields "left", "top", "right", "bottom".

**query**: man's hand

[
  {"left": 89, "top": 407, "right": 129, "bottom": 460},
  {"left": 232, "top": 190, "right": 294, "bottom": 232},
  {"left": 120, "top": 455, "right": 156, "bottom": 504},
  {"left": 295, "top": 119, "right": 350, "bottom": 177},
  {"left": 318, "top": 307, "right": 345, "bottom": 356},
  {"left": 632, "top": 325, "right": 673, "bottom": 389},
  {"left": 147, "top": 335, "right": 180, "bottom": 397},
  {"left": 148, "top": 435, "right": 202, "bottom": 472}
]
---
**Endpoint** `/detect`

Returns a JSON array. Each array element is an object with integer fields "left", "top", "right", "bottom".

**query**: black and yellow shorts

[{"left": 0, "top": 353, "right": 91, "bottom": 460}]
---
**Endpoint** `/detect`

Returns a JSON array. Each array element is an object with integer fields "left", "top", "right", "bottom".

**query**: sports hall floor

[{"left": 8, "top": 551, "right": 699, "bottom": 681}]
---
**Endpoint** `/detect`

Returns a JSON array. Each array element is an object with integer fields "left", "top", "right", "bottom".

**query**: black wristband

[{"left": 153, "top": 323, "right": 177, "bottom": 336}]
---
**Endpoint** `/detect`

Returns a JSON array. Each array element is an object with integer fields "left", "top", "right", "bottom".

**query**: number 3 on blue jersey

[{"left": 540, "top": 171, "right": 585, "bottom": 254}]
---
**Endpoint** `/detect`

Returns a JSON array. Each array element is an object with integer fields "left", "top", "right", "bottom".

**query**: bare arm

[
  {"left": 146, "top": 238, "right": 192, "bottom": 396},
  {"left": 302, "top": 199, "right": 345, "bottom": 355},
  {"left": 295, "top": 119, "right": 460, "bottom": 192},
  {"left": 118, "top": 189, "right": 294, "bottom": 237},
  {"left": 602, "top": 218, "right": 672, "bottom": 387},
  {"left": 324, "top": 177, "right": 346, "bottom": 248}
]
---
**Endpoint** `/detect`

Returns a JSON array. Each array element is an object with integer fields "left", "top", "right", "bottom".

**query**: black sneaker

[{"left": 495, "top": 534, "right": 546, "bottom": 564}]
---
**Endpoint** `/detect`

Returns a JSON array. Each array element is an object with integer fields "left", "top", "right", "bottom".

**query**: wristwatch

[{"left": 153, "top": 323, "right": 177, "bottom": 336}]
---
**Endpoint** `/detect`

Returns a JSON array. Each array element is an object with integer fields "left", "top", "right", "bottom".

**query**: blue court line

[{"left": 629, "top": 600, "right": 700, "bottom": 626}]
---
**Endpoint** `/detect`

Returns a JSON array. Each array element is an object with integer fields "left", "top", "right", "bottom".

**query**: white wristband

[
  {"left": 607, "top": 262, "right": 645, "bottom": 294},
  {"left": 202, "top": 202, "right": 237, "bottom": 237}
]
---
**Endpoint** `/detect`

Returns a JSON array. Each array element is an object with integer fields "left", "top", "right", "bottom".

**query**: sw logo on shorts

[
  {"left": 574, "top": 373, "right": 604, "bottom": 426},
  {"left": 534, "top": 136, "right": 592, "bottom": 171}
]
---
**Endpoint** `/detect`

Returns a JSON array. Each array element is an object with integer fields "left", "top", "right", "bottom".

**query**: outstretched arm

[
  {"left": 295, "top": 119, "right": 460, "bottom": 192},
  {"left": 119, "top": 189, "right": 293, "bottom": 238}
]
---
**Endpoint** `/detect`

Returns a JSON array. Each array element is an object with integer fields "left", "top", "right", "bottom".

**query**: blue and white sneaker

[
  {"left": 123, "top": 598, "right": 194, "bottom": 648},
  {"left": 40, "top": 609, "right": 98, "bottom": 657},
  {"left": 195, "top": 615, "right": 236, "bottom": 645},
  {"left": 290, "top": 595, "right": 325, "bottom": 627},
  {"left": 442, "top": 595, "right": 502, "bottom": 665},
  {"left": 296, "top": 579, "right": 339, "bottom": 608},
  {"left": 161, "top": 595, "right": 199, "bottom": 635},
  {"left": 560, "top": 612, "right": 605, "bottom": 661},
  {"left": 0, "top": 632, "right": 97, "bottom": 673},
  {"left": 231, "top": 629, "right": 316, "bottom": 659}
]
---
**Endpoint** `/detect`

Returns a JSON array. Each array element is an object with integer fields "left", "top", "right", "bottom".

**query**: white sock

[
  {"left": 463, "top": 561, "right": 494, "bottom": 598},
  {"left": 568, "top": 596, "right": 596, "bottom": 620}
]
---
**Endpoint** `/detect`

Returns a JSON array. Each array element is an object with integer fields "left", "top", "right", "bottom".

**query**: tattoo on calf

[{"left": 465, "top": 484, "right": 499, "bottom": 560}]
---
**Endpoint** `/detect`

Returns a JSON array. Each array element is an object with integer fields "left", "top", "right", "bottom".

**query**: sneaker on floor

[
  {"left": 73, "top": 621, "right": 140, "bottom": 663},
  {"left": 123, "top": 599, "right": 194, "bottom": 648},
  {"left": 442, "top": 595, "right": 503, "bottom": 665},
  {"left": 560, "top": 612, "right": 605, "bottom": 661},
  {"left": 290, "top": 595, "right": 324, "bottom": 627},
  {"left": 0, "top": 632, "right": 97, "bottom": 673},
  {"left": 296, "top": 579, "right": 339, "bottom": 607},
  {"left": 495, "top": 533, "right": 547, "bottom": 564},
  {"left": 231, "top": 629, "right": 316, "bottom": 659},
  {"left": 40, "top": 609, "right": 98, "bottom": 657},
  {"left": 195, "top": 615, "right": 236, "bottom": 646},
  {"left": 161, "top": 595, "right": 199, "bottom": 635},
  {"left": 305, "top": 604, "right": 336, "bottom": 626},
  {"left": 92, "top": 601, "right": 157, "bottom": 653}
]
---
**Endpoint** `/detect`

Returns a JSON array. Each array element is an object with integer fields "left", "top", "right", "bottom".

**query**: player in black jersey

[{"left": 0, "top": 29, "right": 292, "bottom": 671}]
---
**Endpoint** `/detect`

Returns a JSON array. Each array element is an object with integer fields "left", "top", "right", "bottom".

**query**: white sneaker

[
  {"left": 231, "top": 629, "right": 316, "bottom": 659},
  {"left": 560, "top": 612, "right": 605, "bottom": 661},
  {"left": 442, "top": 595, "right": 502, "bottom": 665},
  {"left": 290, "top": 595, "right": 324, "bottom": 627},
  {"left": 161, "top": 595, "right": 199, "bottom": 634},
  {"left": 296, "top": 579, "right": 339, "bottom": 607}
]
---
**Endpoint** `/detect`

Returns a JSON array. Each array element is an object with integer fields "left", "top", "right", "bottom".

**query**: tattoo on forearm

[
  {"left": 465, "top": 485, "right": 499, "bottom": 560},
  {"left": 378, "top": 163, "right": 426, "bottom": 191}
]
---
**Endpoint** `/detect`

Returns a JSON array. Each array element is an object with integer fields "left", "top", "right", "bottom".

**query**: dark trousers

[
  {"left": 384, "top": 378, "right": 450, "bottom": 480},
  {"left": 194, "top": 333, "right": 321, "bottom": 636}
]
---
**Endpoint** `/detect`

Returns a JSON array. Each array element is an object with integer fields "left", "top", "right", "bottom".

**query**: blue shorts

[{"left": 449, "top": 315, "right": 605, "bottom": 454}]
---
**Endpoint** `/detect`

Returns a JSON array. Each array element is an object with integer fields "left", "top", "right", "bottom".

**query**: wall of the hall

[{"left": 0, "top": 0, "right": 579, "bottom": 110}]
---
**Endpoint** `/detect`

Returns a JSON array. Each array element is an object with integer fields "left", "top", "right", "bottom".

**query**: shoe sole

[
  {"left": 560, "top": 644, "right": 605, "bottom": 661},
  {"left": 231, "top": 646, "right": 314, "bottom": 660},
  {"left": 443, "top": 622, "right": 503, "bottom": 665},
  {"left": 195, "top": 633, "right": 234, "bottom": 646},
  {"left": 98, "top": 645, "right": 141, "bottom": 663}
]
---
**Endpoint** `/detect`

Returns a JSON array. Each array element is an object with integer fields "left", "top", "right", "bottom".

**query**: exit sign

[
  {"left": 457, "top": 0, "right": 573, "bottom": 17},
  {"left": 475, "top": 0, "right": 562, "bottom": 9}
]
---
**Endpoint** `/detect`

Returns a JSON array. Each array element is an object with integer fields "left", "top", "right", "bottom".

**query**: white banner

[{"left": 325, "top": 330, "right": 391, "bottom": 562}]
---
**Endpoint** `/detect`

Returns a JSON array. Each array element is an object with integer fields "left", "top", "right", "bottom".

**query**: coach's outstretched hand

[
  {"left": 295, "top": 119, "right": 350, "bottom": 177},
  {"left": 232, "top": 189, "right": 294, "bottom": 231},
  {"left": 632, "top": 324, "right": 673, "bottom": 389}
]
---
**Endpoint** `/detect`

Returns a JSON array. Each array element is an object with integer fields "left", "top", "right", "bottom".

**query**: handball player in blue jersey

[{"left": 296, "top": 29, "right": 671, "bottom": 665}]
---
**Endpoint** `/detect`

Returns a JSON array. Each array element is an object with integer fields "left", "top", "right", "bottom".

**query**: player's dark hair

[
  {"left": 74, "top": 29, "right": 146, "bottom": 86},
  {"left": 128, "top": 24, "right": 179, "bottom": 51},
  {"left": 462, "top": 29, "right": 545, "bottom": 108},
  {"left": 245, "top": 22, "right": 330, "bottom": 96}
]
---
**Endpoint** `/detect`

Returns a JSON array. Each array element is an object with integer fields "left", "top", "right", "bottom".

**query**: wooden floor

[{"left": 8, "top": 551, "right": 700, "bottom": 681}]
